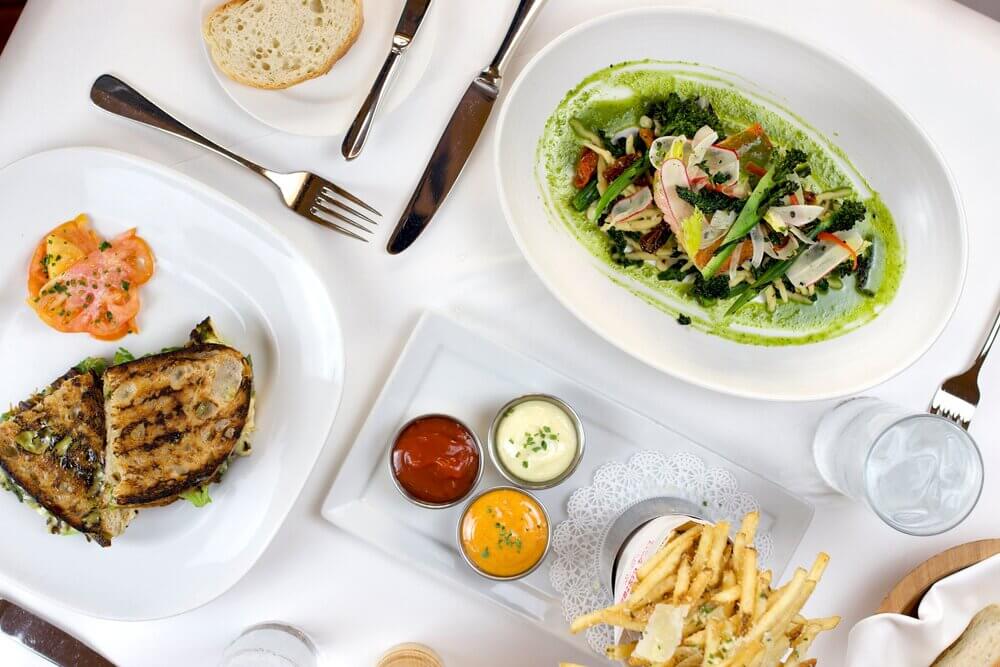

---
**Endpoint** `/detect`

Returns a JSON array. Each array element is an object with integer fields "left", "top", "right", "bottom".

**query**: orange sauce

[{"left": 460, "top": 488, "right": 548, "bottom": 577}]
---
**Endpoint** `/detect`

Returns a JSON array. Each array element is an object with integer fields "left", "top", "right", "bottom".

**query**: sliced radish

[
  {"left": 789, "top": 226, "right": 816, "bottom": 245},
  {"left": 652, "top": 159, "right": 694, "bottom": 242},
  {"left": 699, "top": 146, "right": 740, "bottom": 186},
  {"left": 765, "top": 205, "right": 825, "bottom": 229},
  {"left": 700, "top": 209, "right": 736, "bottom": 249},
  {"left": 749, "top": 224, "right": 767, "bottom": 267},
  {"left": 608, "top": 187, "right": 654, "bottom": 224},
  {"left": 765, "top": 233, "right": 799, "bottom": 260},
  {"left": 786, "top": 230, "right": 865, "bottom": 287},
  {"left": 691, "top": 126, "right": 719, "bottom": 161}
]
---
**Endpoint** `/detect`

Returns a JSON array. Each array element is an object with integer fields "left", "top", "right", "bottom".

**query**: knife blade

[
  {"left": 394, "top": 0, "right": 433, "bottom": 41},
  {"left": 0, "top": 599, "right": 114, "bottom": 667},
  {"left": 387, "top": 0, "right": 548, "bottom": 254},
  {"left": 342, "top": 0, "right": 433, "bottom": 160}
]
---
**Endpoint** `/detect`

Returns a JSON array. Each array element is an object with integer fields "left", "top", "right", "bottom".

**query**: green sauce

[{"left": 537, "top": 60, "right": 904, "bottom": 346}]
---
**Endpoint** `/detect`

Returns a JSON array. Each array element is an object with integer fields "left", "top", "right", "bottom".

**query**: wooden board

[{"left": 878, "top": 539, "right": 1000, "bottom": 616}]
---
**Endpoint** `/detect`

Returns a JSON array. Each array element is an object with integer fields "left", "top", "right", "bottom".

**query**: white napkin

[{"left": 846, "top": 553, "right": 1000, "bottom": 666}]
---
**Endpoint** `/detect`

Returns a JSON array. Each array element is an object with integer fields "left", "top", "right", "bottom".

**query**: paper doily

[{"left": 550, "top": 450, "right": 773, "bottom": 654}]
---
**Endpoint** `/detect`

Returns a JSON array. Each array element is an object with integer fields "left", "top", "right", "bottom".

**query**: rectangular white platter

[{"left": 321, "top": 312, "right": 813, "bottom": 648}]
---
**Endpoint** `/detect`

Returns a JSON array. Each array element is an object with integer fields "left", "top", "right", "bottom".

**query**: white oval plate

[
  {"left": 199, "top": 0, "right": 439, "bottom": 137},
  {"left": 495, "top": 8, "right": 966, "bottom": 402},
  {"left": 0, "top": 148, "right": 344, "bottom": 619}
]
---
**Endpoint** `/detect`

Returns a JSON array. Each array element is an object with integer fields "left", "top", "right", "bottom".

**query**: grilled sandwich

[
  {"left": 0, "top": 367, "right": 135, "bottom": 546},
  {"left": 102, "top": 319, "right": 254, "bottom": 508}
]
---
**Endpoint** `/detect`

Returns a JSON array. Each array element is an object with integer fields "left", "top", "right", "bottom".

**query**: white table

[{"left": 0, "top": 1, "right": 997, "bottom": 665}]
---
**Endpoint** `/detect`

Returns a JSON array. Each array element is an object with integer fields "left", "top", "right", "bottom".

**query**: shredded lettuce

[
  {"left": 75, "top": 357, "right": 108, "bottom": 376},
  {"left": 179, "top": 485, "right": 212, "bottom": 508}
]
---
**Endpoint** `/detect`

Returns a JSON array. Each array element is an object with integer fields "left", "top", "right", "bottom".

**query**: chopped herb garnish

[{"left": 99, "top": 241, "right": 111, "bottom": 251}]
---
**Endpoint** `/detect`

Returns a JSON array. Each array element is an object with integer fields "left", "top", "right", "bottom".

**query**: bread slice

[
  {"left": 103, "top": 321, "right": 254, "bottom": 508},
  {"left": 0, "top": 368, "right": 135, "bottom": 546},
  {"left": 203, "top": 0, "right": 363, "bottom": 89},
  {"left": 932, "top": 604, "right": 1000, "bottom": 666}
]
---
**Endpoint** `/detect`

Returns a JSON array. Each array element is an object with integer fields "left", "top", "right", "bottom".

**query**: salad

[{"left": 541, "top": 64, "right": 903, "bottom": 345}]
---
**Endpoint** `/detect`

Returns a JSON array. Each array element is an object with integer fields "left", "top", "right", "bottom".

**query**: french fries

[{"left": 568, "top": 511, "right": 839, "bottom": 667}]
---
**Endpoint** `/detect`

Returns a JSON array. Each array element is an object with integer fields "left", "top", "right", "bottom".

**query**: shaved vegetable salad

[{"left": 541, "top": 64, "right": 903, "bottom": 345}]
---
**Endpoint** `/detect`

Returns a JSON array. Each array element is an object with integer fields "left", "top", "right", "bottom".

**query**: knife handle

[
  {"left": 342, "top": 41, "right": 407, "bottom": 160},
  {"left": 487, "top": 0, "right": 549, "bottom": 78}
]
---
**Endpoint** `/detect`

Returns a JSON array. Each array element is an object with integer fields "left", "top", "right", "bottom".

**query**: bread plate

[
  {"left": 0, "top": 147, "right": 344, "bottom": 619},
  {"left": 199, "top": 0, "right": 440, "bottom": 137},
  {"left": 494, "top": 8, "right": 966, "bottom": 401}
]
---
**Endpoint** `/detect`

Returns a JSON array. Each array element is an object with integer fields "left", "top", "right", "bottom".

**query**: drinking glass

[
  {"left": 220, "top": 623, "right": 319, "bottom": 667},
  {"left": 813, "top": 397, "right": 983, "bottom": 536}
]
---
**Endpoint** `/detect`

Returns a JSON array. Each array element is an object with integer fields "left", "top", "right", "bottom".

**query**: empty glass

[
  {"left": 220, "top": 623, "right": 319, "bottom": 667},
  {"left": 813, "top": 397, "right": 983, "bottom": 536}
]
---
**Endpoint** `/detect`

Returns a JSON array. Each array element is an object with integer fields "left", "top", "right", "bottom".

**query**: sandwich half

[
  {"left": 103, "top": 318, "right": 254, "bottom": 508},
  {"left": 0, "top": 367, "right": 135, "bottom": 546}
]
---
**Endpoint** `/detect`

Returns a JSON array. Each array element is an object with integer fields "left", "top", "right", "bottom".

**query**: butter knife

[
  {"left": 0, "top": 598, "right": 114, "bottom": 666},
  {"left": 387, "top": 0, "right": 548, "bottom": 254},
  {"left": 341, "top": 0, "right": 433, "bottom": 160}
]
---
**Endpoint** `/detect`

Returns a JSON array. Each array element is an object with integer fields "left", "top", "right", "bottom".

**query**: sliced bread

[
  {"left": 932, "top": 604, "right": 1000, "bottom": 666},
  {"left": 203, "top": 0, "right": 363, "bottom": 89}
]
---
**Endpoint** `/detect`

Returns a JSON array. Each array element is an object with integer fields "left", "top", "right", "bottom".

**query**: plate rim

[
  {"left": 494, "top": 6, "right": 969, "bottom": 402},
  {"left": 197, "top": 0, "right": 441, "bottom": 137},
  {"left": 0, "top": 145, "right": 346, "bottom": 620}
]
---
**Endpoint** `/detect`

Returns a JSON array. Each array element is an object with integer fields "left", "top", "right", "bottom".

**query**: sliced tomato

[
  {"left": 28, "top": 227, "right": 155, "bottom": 340},
  {"left": 27, "top": 214, "right": 102, "bottom": 295},
  {"left": 573, "top": 149, "right": 598, "bottom": 188}
]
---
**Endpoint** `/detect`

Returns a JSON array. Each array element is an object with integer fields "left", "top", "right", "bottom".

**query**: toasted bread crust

[
  {"left": 202, "top": 0, "right": 364, "bottom": 90},
  {"left": 104, "top": 344, "right": 253, "bottom": 507}
]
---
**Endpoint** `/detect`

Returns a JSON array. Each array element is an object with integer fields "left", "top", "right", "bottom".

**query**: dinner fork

[
  {"left": 90, "top": 74, "right": 379, "bottom": 241},
  {"left": 929, "top": 302, "right": 1000, "bottom": 429}
]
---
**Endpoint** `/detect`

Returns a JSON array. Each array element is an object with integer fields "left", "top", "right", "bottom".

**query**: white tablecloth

[{"left": 0, "top": 1, "right": 997, "bottom": 665}]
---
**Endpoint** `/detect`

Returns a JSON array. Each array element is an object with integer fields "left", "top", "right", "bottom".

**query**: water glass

[
  {"left": 813, "top": 397, "right": 983, "bottom": 536},
  {"left": 220, "top": 623, "right": 319, "bottom": 667}
]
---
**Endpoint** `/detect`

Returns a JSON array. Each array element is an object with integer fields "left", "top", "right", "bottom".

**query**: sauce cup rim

[
  {"left": 387, "top": 413, "right": 485, "bottom": 510},
  {"left": 487, "top": 394, "right": 586, "bottom": 490},
  {"left": 456, "top": 485, "right": 552, "bottom": 581}
]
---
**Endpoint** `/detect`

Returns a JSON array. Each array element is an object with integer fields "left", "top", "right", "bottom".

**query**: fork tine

[
  {"left": 314, "top": 194, "right": 378, "bottom": 226},
  {"left": 311, "top": 203, "right": 372, "bottom": 233},
  {"left": 304, "top": 208, "right": 368, "bottom": 242},
  {"left": 322, "top": 184, "right": 381, "bottom": 217}
]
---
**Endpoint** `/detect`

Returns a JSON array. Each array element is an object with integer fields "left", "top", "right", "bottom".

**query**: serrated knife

[
  {"left": 0, "top": 599, "right": 114, "bottom": 666},
  {"left": 387, "top": 0, "right": 548, "bottom": 254},
  {"left": 342, "top": 0, "right": 434, "bottom": 160}
]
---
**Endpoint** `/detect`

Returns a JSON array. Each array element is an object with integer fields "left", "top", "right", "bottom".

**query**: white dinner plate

[
  {"left": 198, "top": 0, "right": 440, "bottom": 136},
  {"left": 0, "top": 147, "right": 344, "bottom": 619},
  {"left": 495, "top": 8, "right": 966, "bottom": 401}
]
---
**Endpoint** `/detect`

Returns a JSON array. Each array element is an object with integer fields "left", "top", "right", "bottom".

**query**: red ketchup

[{"left": 391, "top": 416, "right": 480, "bottom": 504}]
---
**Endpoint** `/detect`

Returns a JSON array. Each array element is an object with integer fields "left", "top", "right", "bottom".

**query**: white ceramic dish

[
  {"left": 199, "top": 0, "right": 440, "bottom": 137},
  {"left": 0, "top": 148, "right": 344, "bottom": 619},
  {"left": 321, "top": 312, "right": 813, "bottom": 650},
  {"left": 494, "top": 8, "right": 966, "bottom": 401},
  {"left": 846, "top": 554, "right": 1000, "bottom": 666}
]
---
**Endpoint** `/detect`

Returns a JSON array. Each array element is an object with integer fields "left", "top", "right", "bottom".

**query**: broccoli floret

[
  {"left": 825, "top": 200, "right": 866, "bottom": 233},
  {"left": 675, "top": 187, "right": 744, "bottom": 217},
  {"left": 692, "top": 274, "right": 731, "bottom": 300},
  {"left": 773, "top": 149, "right": 809, "bottom": 181},
  {"left": 647, "top": 93, "right": 724, "bottom": 138},
  {"left": 657, "top": 265, "right": 688, "bottom": 282}
]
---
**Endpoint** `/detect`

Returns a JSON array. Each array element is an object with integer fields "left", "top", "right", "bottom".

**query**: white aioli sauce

[{"left": 495, "top": 399, "right": 577, "bottom": 482}]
